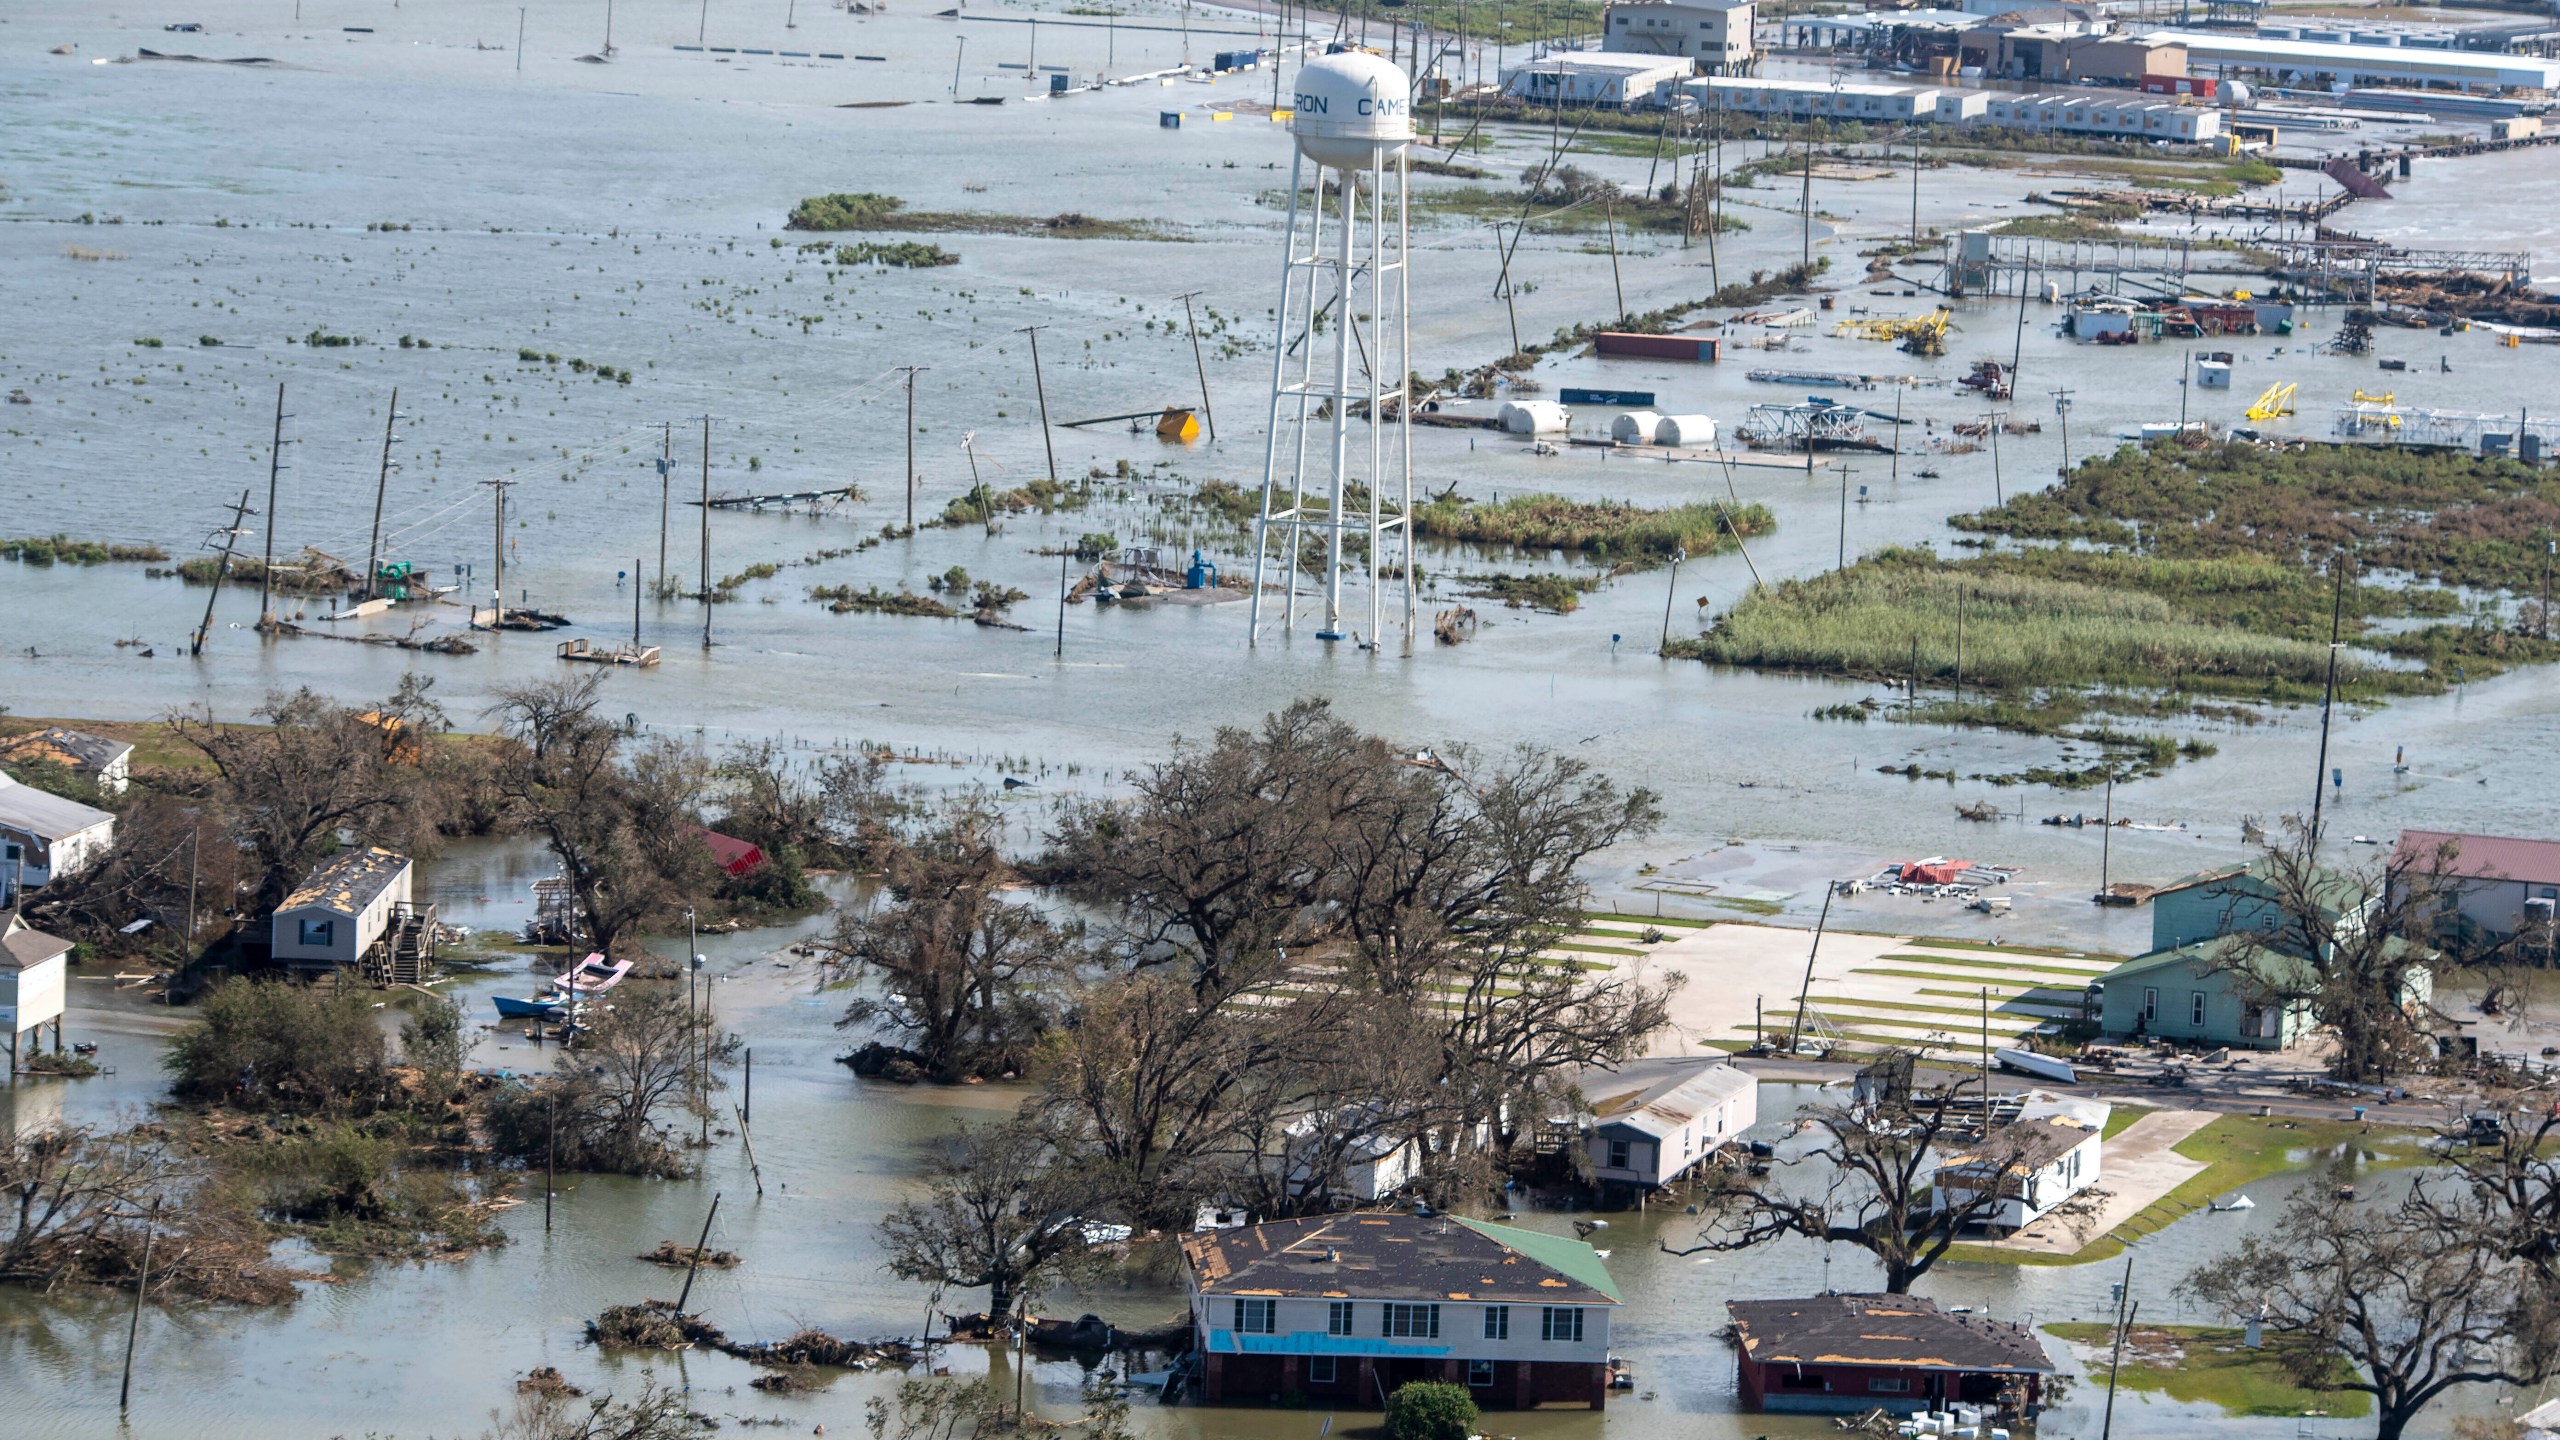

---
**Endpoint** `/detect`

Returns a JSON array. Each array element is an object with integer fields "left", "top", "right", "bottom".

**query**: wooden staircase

[{"left": 361, "top": 904, "right": 437, "bottom": 987}]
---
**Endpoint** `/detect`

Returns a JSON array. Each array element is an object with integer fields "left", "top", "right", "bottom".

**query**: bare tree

[
  {"left": 487, "top": 677, "right": 720, "bottom": 956},
  {"left": 2186, "top": 1173, "right": 2560, "bottom": 1440},
  {"left": 1668, "top": 1075, "right": 2037, "bottom": 1292},
  {"left": 485, "top": 982, "right": 736, "bottom": 1177},
  {"left": 831, "top": 805, "right": 1076, "bottom": 1081},
  {"left": 170, "top": 686, "right": 442, "bottom": 909},
  {"left": 2205, "top": 826, "right": 2456, "bottom": 1084},
  {"left": 878, "top": 1117, "right": 1089, "bottom": 1325}
]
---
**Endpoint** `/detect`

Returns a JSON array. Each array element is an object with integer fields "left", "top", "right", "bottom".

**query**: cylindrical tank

[
  {"left": 1654, "top": 414, "right": 1716, "bottom": 448},
  {"left": 1611, "top": 411, "right": 1663, "bottom": 445},
  {"left": 1500, "top": 401, "right": 1568, "bottom": 435},
  {"left": 1290, "top": 52, "right": 1413, "bottom": 170}
]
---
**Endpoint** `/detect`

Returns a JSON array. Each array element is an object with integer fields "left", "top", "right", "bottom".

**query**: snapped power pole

[
  {"left": 190, "top": 490, "right": 257, "bottom": 657},
  {"left": 257, "top": 382, "right": 291, "bottom": 629},
  {"left": 363, "top": 387, "right": 402, "bottom": 600}
]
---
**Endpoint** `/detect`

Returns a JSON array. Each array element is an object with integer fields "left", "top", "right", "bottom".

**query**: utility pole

[
  {"left": 2310, "top": 555, "right": 2348, "bottom": 845},
  {"left": 119, "top": 1198, "right": 161, "bottom": 1416},
  {"left": 900, "top": 366, "right": 928, "bottom": 528},
  {"left": 1910, "top": 129, "right": 1921, "bottom": 249},
  {"left": 1019, "top": 326, "right": 1059, "bottom": 489},
  {"left": 479, "top": 478, "right": 516, "bottom": 626},
  {"left": 1175, "top": 292, "right": 1217, "bottom": 440},
  {"left": 517, "top": 6, "right": 526, "bottom": 72},
  {"left": 1056, "top": 546, "right": 1070, "bottom": 659},
  {"left": 1657, "top": 548, "right": 1685, "bottom": 651},
  {"left": 673, "top": 1193, "right": 722, "bottom": 1315},
  {"left": 2178, "top": 350, "right": 2192, "bottom": 430},
  {"left": 2010, "top": 274, "right": 2030, "bottom": 397},
  {"left": 1800, "top": 142, "right": 1812, "bottom": 270},
  {"left": 1836, "top": 463, "right": 1851, "bottom": 570},
  {"left": 191, "top": 490, "right": 255, "bottom": 657},
  {"left": 1989, "top": 416, "right": 2004, "bottom": 506},
  {"left": 2098, "top": 768, "right": 2116, "bottom": 900},
  {"left": 1601, "top": 194, "right": 1626, "bottom": 326},
  {"left": 2100, "top": 1259, "right": 2138, "bottom": 1440},
  {"left": 363, "top": 387, "right": 399, "bottom": 600},
  {"left": 953, "top": 35, "right": 967, "bottom": 97},
  {"left": 2053, "top": 388, "right": 2075, "bottom": 476},
  {"left": 257, "top": 382, "right": 287, "bottom": 629},
  {"left": 700, "top": 415, "right": 713, "bottom": 649},
  {"left": 657, "top": 421, "right": 672, "bottom": 594}
]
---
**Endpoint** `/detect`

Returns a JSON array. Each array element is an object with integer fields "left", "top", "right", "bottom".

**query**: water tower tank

[{"left": 1290, "top": 52, "right": 1413, "bottom": 170}]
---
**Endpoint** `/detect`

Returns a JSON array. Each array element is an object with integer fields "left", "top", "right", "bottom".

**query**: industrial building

[
  {"left": 1686, "top": 75, "right": 2221, "bottom": 140},
  {"left": 1601, "top": 0, "right": 1757, "bottom": 74},
  {"left": 1502, "top": 52, "right": 1693, "bottom": 107},
  {"left": 2152, "top": 29, "right": 2560, "bottom": 90}
]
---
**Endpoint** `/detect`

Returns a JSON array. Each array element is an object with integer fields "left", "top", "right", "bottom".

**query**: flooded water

[{"left": 2, "top": 2, "right": 2556, "bottom": 1433}]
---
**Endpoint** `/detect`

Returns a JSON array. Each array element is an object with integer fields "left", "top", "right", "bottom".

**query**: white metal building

[
  {"left": 1, "top": 910, "right": 72, "bottom": 1072},
  {"left": 269, "top": 846, "right": 415, "bottom": 972},
  {"left": 2152, "top": 29, "right": 2560, "bottom": 90},
  {"left": 0, "top": 772, "right": 115, "bottom": 898},
  {"left": 1686, "top": 75, "right": 2218, "bottom": 139},
  {"left": 1602, "top": 0, "right": 1758, "bottom": 73},
  {"left": 1571, "top": 1056, "right": 1759, "bottom": 1188},
  {"left": 1502, "top": 52, "right": 1692, "bottom": 108},
  {"left": 0, "top": 727, "right": 136, "bottom": 796}
]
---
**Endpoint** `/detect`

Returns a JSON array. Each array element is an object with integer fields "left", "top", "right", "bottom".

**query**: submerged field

[{"left": 1674, "top": 441, "right": 2560, "bottom": 783}]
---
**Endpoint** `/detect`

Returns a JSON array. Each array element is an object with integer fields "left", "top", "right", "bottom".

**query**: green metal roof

[
  {"left": 1452, "top": 1217, "right": 1622, "bottom": 1304},
  {"left": 2098, "top": 935, "right": 2316, "bottom": 990}
]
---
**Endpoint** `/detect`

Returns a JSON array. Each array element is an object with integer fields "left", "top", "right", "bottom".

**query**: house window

[
  {"left": 299, "top": 918, "right": 335, "bottom": 947},
  {"left": 1383, "top": 1303, "right": 1441, "bottom": 1339},
  {"left": 1233, "top": 1299, "right": 1276, "bottom": 1335},
  {"left": 1541, "top": 1307, "right": 1584, "bottom": 1343},
  {"left": 1484, "top": 1305, "right": 1510, "bottom": 1341},
  {"left": 1605, "top": 1138, "right": 1632, "bottom": 1170},
  {"left": 2191, "top": 991, "right": 2207, "bottom": 1027},
  {"left": 1328, "top": 1302, "right": 1356, "bottom": 1337},
  {"left": 1467, "top": 1360, "right": 1496, "bottom": 1388},
  {"left": 1869, "top": 1377, "right": 1912, "bottom": 1395},
  {"left": 2142, "top": 987, "right": 2159, "bottom": 1022},
  {"left": 1308, "top": 1356, "right": 1338, "bottom": 1385}
]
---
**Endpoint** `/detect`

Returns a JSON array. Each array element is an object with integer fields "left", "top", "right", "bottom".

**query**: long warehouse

[{"left": 2149, "top": 29, "right": 2560, "bottom": 90}]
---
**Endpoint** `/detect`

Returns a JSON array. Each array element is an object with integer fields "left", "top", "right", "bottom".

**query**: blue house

[{"left": 2093, "top": 857, "right": 2419, "bottom": 1050}]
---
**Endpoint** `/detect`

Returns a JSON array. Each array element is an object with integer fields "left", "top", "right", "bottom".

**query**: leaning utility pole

[
  {"left": 2309, "top": 555, "right": 2348, "bottom": 844},
  {"left": 699, "top": 415, "right": 713, "bottom": 649},
  {"left": 190, "top": 489, "right": 256, "bottom": 657},
  {"left": 657, "top": 421, "right": 673, "bottom": 594},
  {"left": 1018, "top": 325, "right": 1059, "bottom": 488},
  {"left": 362, "top": 387, "right": 400, "bottom": 599},
  {"left": 1175, "top": 292, "right": 1217, "bottom": 440},
  {"left": 257, "top": 382, "right": 289, "bottom": 628}
]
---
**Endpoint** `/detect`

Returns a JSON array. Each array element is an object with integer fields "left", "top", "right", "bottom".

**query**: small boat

[
  {"left": 2210, "top": 1194, "right": 2255, "bottom": 1212},
  {"left": 1994, "top": 1046, "right": 2077, "bottom": 1084},
  {"left": 545, "top": 953, "right": 633, "bottom": 998},
  {"left": 493, "top": 994, "right": 566, "bottom": 1020}
]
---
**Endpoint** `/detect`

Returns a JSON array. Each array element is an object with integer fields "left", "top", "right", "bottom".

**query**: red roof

[
  {"left": 2395, "top": 830, "right": 2560, "bottom": 886},
  {"left": 697, "top": 827, "right": 766, "bottom": 876}
]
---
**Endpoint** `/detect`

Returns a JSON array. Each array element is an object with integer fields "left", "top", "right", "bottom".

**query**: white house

[
  {"left": 0, "top": 727, "right": 136, "bottom": 795},
  {"left": 1932, "top": 1103, "right": 2107, "bottom": 1234},
  {"left": 269, "top": 847, "right": 422, "bottom": 978},
  {"left": 1573, "top": 1056, "right": 1759, "bottom": 1188},
  {"left": 1502, "top": 52, "right": 1691, "bottom": 108},
  {"left": 1275, "top": 1109, "right": 1420, "bottom": 1203},
  {"left": 1, "top": 910, "right": 73, "bottom": 1072},
  {"left": 1182, "top": 1212, "right": 1621, "bottom": 1408},
  {"left": 0, "top": 772, "right": 116, "bottom": 899},
  {"left": 1602, "top": 0, "right": 1757, "bottom": 74}
]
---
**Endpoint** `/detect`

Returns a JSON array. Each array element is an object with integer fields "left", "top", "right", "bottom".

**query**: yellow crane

[
  {"left": 2245, "top": 381, "right": 2297, "bottom": 422},
  {"left": 1832, "top": 309, "right": 1951, "bottom": 345}
]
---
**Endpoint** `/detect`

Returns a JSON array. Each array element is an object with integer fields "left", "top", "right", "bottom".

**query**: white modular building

[
  {"left": 1502, "top": 52, "right": 1693, "bottom": 108},
  {"left": 1685, "top": 75, "right": 2219, "bottom": 140}
]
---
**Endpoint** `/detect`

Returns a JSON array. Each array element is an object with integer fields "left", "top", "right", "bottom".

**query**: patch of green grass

[
  {"left": 1812, "top": 996, "right": 2046, "bottom": 1022},
  {"left": 1417, "top": 494, "right": 1773, "bottom": 569},
  {"left": 1873, "top": 953, "right": 2114, "bottom": 979},
  {"left": 1710, "top": 896, "right": 1786, "bottom": 917},
  {"left": 1906, "top": 937, "right": 2110, "bottom": 960},
  {"left": 2102, "top": 1103, "right": 2151, "bottom": 1141},
  {"left": 1583, "top": 912, "right": 1711, "bottom": 929},
  {"left": 1549, "top": 941, "right": 1643, "bottom": 957},
  {"left": 786, "top": 191, "right": 1168, "bottom": 241},
  {"left": 2041, "top": 1324, "right": 2368, "bottom": 1419}
]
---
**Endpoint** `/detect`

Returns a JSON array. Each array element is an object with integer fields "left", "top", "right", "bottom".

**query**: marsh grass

[{"left": 1414, "top": 494, "right": 1773, "bottom": 567}]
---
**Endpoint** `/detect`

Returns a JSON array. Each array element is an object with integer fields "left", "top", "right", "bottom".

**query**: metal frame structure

[{"left": 1249, "top": 143, "right": 1415, "bottom": 652}]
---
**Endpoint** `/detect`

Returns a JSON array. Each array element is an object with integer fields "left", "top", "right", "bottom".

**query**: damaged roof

[
  {"left": 1577, "top": 1056, "right": 1756, "bottom": 1140},
  {"left": 0, "top": 727, "right": 134, "bottom": 775},
  {"left": 1942, "top": 1114, "right": 2098, "bottom": 1177},
  {"left": 2, "top": 911, "right": 75, "bottom": 972},
  {"left": 1182, "top": 1213, "right": 1620, "bottom": 1305},
  {"left": 277, "top": 846, "right": 411, "bottom": 917},
  {"left": 1727, "top": 1295, "right": 2054, "bottom": 1375}
]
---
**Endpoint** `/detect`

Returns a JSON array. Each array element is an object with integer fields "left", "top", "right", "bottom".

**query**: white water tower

[{"left": 1248, "top": 50, "right": 1415, "bottom": 651}]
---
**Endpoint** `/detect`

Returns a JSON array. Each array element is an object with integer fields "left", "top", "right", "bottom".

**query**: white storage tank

[
  {"left": 1654, "top": 413, "right": 1716, "bottom": 448},
  {"left": 1611, "top": 410, "right": 1663, "bottom": 444},
  {"left": 1500, "top": 400, "right": 1570, "bottom": 435}
]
